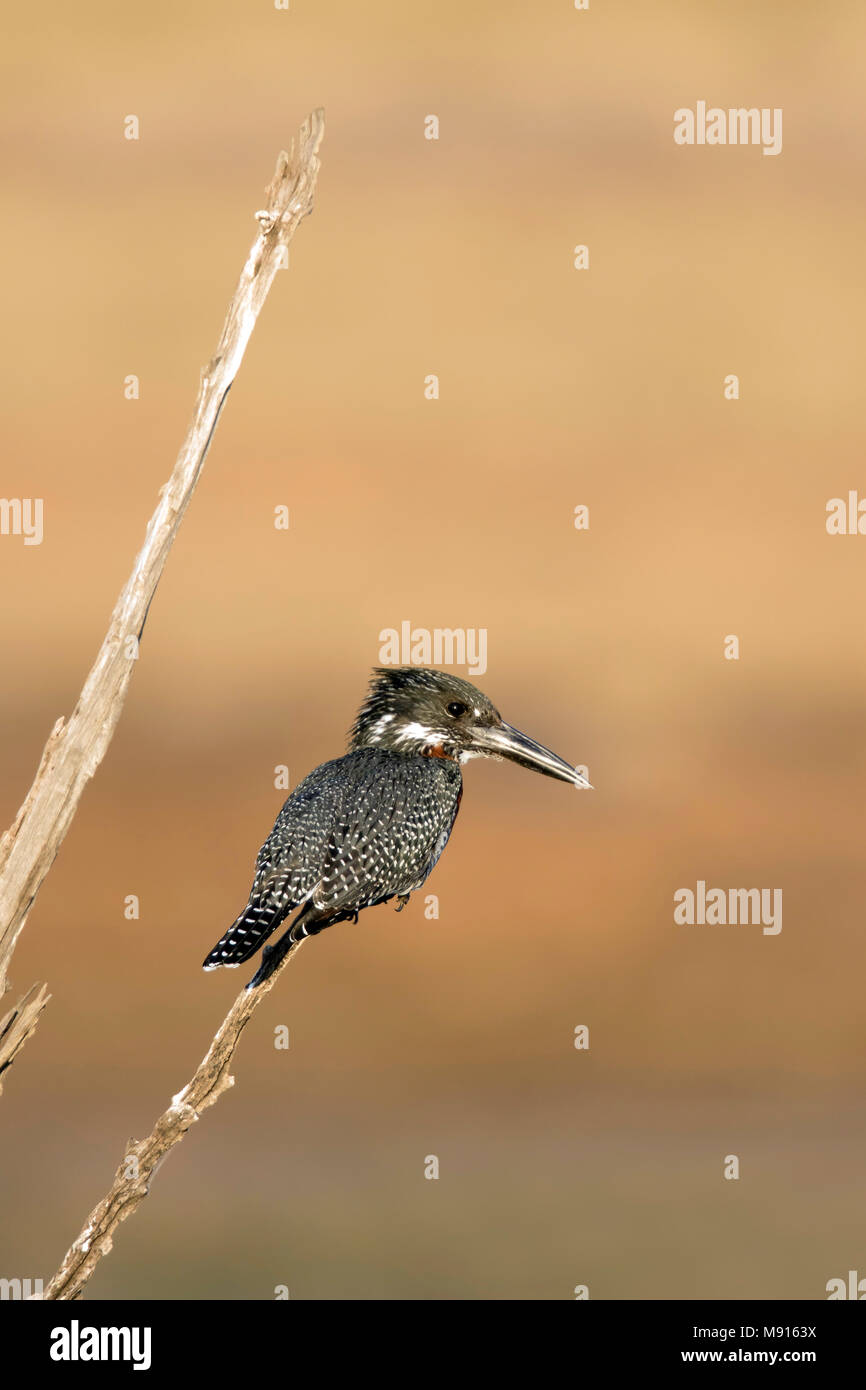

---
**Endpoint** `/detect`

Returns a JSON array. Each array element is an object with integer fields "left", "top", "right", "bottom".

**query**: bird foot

[{"left": 246, "top": 924, "right": 305, "bottom": 989}]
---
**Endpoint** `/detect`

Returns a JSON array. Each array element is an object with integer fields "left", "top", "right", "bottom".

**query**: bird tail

[{"left": 202, "top": 902, "right": 288, "bottom": 971}]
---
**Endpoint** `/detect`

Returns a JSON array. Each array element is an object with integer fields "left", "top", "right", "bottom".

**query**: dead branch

[
  {"left": 0, "top": 983, "right": 51, "bottom": 1091},
  {"left": 43, "top": 940, "right": 306, "bottom": 1300},
  {"left": 0, "top": 109, "right": 325, "bottom": 1092}
]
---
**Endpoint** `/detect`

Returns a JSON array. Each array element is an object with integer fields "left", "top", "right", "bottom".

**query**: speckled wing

[
  {"left": 202, "top": 748, "right": 462, "bottom": 969},
  {"left": 202, "top": 756, "right": 347, "bottom": 968}
]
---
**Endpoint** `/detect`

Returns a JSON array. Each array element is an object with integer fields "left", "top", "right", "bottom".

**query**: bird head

[{"left": 348, "top": 667, "right": 591, "bottom": 788}]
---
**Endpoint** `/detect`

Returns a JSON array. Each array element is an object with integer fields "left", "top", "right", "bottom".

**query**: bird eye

[{"left": 446, "top": 701, "right": 467, "bottom": 718}]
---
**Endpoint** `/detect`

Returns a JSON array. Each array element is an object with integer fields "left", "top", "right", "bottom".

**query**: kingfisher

[{"left": 203, "top": 667, "right": 591, "bottom": 988}]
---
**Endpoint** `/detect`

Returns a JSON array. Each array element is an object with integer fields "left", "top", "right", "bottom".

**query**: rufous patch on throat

[{"left": 422, "top": 743, "right": 453, "bottom": 761}]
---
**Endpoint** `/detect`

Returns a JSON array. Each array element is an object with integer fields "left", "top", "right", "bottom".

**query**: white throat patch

[{"left": 395, "top": 720, "right": 440, "bottom": 746}]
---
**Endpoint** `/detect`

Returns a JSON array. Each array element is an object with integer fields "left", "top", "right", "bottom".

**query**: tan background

[{"left": 2, "top": 0, "right": 864, "bottom": 1299}]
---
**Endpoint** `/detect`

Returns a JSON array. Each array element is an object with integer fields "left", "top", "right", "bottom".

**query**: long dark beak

[{"left": 471, "top": 721, "right": 592, "bottom": 788}]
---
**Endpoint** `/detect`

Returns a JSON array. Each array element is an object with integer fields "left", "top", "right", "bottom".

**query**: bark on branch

[
  {"left": 43, "top": 941, "right": 306, "bottom": 1300},
  {"left": 0, "top": 109, "right": 325, "bottom": 1092}
]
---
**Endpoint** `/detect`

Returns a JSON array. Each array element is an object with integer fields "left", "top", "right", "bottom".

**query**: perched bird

[{"left": 203, "top": 667, "right": 591, "bottom": 988}]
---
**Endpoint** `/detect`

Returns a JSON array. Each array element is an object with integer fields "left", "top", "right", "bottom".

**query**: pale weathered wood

[
  {"left": 0, "top": 110, "right": 325, "bottom": 1093},
  {"left": 42, "top": 939, "right": 305, "bottom": 1300},
  {"left": 0, "top": 983, "right": 51, "bottom": 1091}
]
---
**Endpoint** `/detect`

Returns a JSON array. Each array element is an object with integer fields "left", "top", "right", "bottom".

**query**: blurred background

[{"left": 2, "top": 0, "right": 865, "bottom": 1299}]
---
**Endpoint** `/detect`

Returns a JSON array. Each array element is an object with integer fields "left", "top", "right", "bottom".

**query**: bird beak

[{"left": 470, "top": 721, "right": 593, "bottom": 788}]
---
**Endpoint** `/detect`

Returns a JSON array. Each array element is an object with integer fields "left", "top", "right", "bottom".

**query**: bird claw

[
  {"left": 394, "top": 895, "right": 410, "bottom": 913},
  {"left": 247, "top": 933, "right": 295, "bottom": 989}
]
